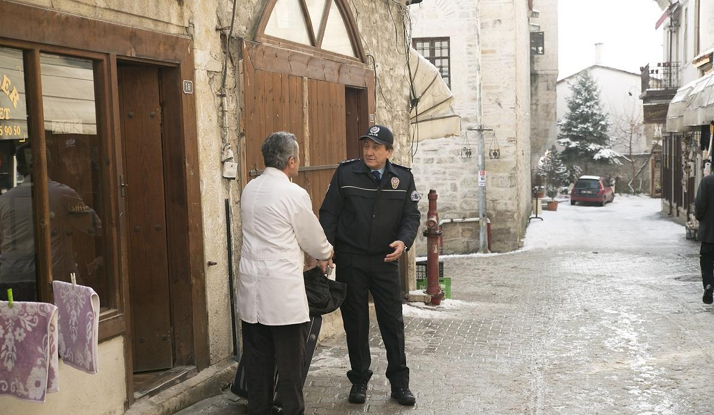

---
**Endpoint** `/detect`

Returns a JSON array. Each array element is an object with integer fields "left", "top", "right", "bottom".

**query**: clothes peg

[
  {"left": 71, "top": 272, "right": 77, "bottom": 286},
  {"left": 7, "top": 288, "right": 12, "bottom": 308}
]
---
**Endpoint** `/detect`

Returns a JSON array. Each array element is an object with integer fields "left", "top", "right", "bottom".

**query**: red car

[{"left": 570, "top": 175, "right": 615, "bottom": 206}]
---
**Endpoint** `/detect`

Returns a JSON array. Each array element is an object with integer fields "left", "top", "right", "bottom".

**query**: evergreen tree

[
  {"left": 557, "top": 71, "right": 619, "bottom": 168},
  {"left": 537, "top": 145, "right": 570, "bottom": 200}
]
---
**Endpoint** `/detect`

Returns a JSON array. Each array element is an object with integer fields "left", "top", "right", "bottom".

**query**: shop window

[
  {"left": 0, "top": 46, "right": 37, "bottom": 302},
  {"left": 40, "top": 53, "right": 109, "bottom": 310},
  {"left": 0, "top": 47, "right": 116, "bottom": 314},
  {"left": 413, "top": 37, "right": 451, "bottom": 88}
]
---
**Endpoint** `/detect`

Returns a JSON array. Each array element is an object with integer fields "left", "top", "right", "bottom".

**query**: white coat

[{"left": 237, "top": 167, "right": 333, "bottom": 326}]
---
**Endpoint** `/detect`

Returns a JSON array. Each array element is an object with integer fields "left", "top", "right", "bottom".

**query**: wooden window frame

[
  {"left": 412, "top": 37, "right": 451, "bottom": 88},
  {"left": 1, "top": 1, "right": 208, "bottom": 407}
]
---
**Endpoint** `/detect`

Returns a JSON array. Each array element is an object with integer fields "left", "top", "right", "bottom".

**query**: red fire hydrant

[{"left": 423, "top": 189, "right": 445, "bottom": 305}]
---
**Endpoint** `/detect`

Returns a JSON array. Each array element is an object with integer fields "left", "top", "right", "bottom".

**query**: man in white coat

[{"left": 238, "top": 131, "right": 334, "bottom": 415}]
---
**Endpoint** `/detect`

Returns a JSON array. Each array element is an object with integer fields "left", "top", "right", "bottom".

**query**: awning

[
  {"left": 408, "top": 48, "right": 460, "bottom": 140},
  {"left": 666, "top": 71, "right": 714, "bottom": 132}
]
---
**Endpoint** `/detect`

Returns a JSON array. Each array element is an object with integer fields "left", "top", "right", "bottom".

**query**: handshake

[{"left": 304, "top": 250, "right": 335, "bottom": 275}]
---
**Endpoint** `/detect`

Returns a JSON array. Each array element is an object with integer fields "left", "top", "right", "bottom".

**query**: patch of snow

[{"left": 522, "top": 195, "right": 684, "bottom": 252}]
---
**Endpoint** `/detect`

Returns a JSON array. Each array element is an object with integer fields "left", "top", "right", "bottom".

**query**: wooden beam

[
  {"left": 24, "top": 49, "right": 52, "bottom": 303},
  {"left": 316, "top": 0, "right": 332, "bottom": 48},
  {"left": 298, "top": 0, "right": 318, "bottom": 47},
  {"left": 0, "top": 1, "right": 191, "bottom": 63},
  {"left": 244, "top": 41, "right": 371, "bottom": 88}
]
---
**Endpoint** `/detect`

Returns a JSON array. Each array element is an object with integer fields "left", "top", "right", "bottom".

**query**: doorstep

[
  {"left": 124, "top": 310, "right": 352, "bottom": 415},
  {"left": 125, "top": 358, "right": 237, "bottom": 415}
]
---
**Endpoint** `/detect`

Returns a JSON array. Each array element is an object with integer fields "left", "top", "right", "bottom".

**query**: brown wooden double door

[{"left": 243, "top": 68, "right": 369, "bottom": 211}]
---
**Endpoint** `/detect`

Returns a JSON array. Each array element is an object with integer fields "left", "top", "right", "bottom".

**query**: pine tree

[
  {"left": 557, "top": 71, "right": 619, "bottom": 169},
  {"left": 537, "top": 146, "right": 570, "bottom": 200}
]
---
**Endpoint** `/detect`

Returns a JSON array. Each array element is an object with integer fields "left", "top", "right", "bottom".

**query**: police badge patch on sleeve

[{"left": 410, "top": 190, "right": 421, "bottom": 202}]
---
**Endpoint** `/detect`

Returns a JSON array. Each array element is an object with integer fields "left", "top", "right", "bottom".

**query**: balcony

[
  {"left": 640, "top": 63, "right": 681, "bottom": 124},
  {"left": 640, "top": 62, "right": 680, "bottom": 101}
]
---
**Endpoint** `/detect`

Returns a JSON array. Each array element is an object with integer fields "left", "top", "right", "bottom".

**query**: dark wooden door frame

[{"left": 0, "top": 2, "right": 209, "bottom": 408}]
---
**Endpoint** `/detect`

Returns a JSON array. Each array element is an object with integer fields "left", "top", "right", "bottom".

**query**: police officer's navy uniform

[{"left": 319, "top": 126, "right": 420, "bottom": 399}]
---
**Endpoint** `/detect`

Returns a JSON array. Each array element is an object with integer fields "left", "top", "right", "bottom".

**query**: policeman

[{"left": 319, "top": 125, "right": 421, "bottom": 406}]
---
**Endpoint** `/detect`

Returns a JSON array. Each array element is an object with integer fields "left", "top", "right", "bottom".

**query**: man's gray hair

[{"left": 261, "top": 131, "right": 299, "bottom": 170}]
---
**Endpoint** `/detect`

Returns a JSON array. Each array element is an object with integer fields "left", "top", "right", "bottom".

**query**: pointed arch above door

[{"left": 257, "top": 0, "right": 366, "bottom": 63}]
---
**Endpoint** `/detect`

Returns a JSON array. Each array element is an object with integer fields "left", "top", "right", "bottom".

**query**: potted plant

[{"left": 537, "top": 146, "right": 569, "bottom": 211}]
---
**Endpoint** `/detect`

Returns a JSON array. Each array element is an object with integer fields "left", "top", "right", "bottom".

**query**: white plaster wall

[
  {"left": 4, "top": 336, "right": 126, "bottom": 415},
  {"left": 557, "top": 66, "right": 649, "bottom": 155},
  {"left": 699, "top": 0, "right": 714, "bottom": 56}
]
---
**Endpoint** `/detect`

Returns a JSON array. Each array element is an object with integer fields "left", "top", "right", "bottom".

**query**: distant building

[
  {"left": 410, "top": 0, "right": 554, "bottom": 254},
  {"left": 557, "top": 63, "right": 656, "bottom": 194},
  {"left": 644, "top": 0, "right": 714, "bottom": 225}
]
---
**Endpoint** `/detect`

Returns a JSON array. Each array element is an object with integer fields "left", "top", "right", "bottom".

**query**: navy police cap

[{"left": 359, "top": 125, "right": 393, "bottom": 146}]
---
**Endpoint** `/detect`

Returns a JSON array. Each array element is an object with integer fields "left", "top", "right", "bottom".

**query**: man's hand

[
  {"left": 385, "top": 240, "right": 406, "bottom": 262},
  {"left": 318, "top": 258, "right": 335, "bottom": 274}
]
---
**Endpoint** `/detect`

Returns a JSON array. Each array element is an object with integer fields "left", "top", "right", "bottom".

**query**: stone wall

[
  {"left": 8, "top": 0, "right": 414, "bottom": 394},
  {"left": 410, "top": 0, "right": 532, "bottom": 255},
  {"left": 530, "top": 0, "right": 559, "bottom": 169}
]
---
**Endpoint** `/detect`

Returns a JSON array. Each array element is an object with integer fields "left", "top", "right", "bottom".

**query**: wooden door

[
  {"left": 118, "top": 66, "right": 173, "bottom": 372},
  {"left": 242, "top": 66, "right": 348, "bottom": 213},
  {"left": 345, "top": 87, "right": 368, "bottom": 160}
]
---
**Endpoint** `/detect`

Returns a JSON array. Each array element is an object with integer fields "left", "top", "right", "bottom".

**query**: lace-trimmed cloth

[
  {"left": 52, "top": 281, "right": 99, "bottom": 374},
  {"left": 0, "top": 301, "right": 59, "bottom": 402}
]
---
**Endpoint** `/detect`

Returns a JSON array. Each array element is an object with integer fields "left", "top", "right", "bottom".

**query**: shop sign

[
  {"left": 0, "top": 73, "right": 24, "bottom": 138},
  {"left": 643, "top": 104, "right": 668, "bottom": 124}
]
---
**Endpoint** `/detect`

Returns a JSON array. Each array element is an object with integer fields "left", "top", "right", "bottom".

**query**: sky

[{"left": 558, "top": 0, "right": 666, "bottom": 80}]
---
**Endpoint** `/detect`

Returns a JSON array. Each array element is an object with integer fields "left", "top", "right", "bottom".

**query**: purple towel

[
  {"left": 53, "top": 281, "right": 99, "bottom": 374},
  {"left": 0, "top": 301, "right": 59, "bottom": 402}
]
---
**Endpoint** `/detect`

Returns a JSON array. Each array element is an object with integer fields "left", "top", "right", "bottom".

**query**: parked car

[{"left": 570, "top": 175, "right": 615, "bottom": 206}]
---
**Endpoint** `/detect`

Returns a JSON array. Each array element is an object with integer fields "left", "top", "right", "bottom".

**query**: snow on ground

[{"left": 521, "top": 195, "right": 685, "bottom": 253}]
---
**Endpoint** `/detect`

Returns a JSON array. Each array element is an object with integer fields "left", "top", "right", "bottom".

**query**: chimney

[{"left": 595, "top": 43, "right": 603, "bottom": 65}]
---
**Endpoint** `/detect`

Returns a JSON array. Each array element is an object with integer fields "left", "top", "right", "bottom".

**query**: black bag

[{"left": 302, "top": 266, "right": 347, "bottom": 316}]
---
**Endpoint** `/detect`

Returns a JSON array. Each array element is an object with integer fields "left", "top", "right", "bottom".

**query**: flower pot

[{"left": 546, "top": 200, "right": 558, "bottom": 211}]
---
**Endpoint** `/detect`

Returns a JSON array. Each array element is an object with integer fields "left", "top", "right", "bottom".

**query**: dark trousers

[
  {"left": 701, "top": 242, "right": 714, "bottom": 289},
  {"left": 335, "top": 254, "right": 409, "bottom": 388},
  {"left": 241, "top": 320, "right": 309, "bottom": 415}
]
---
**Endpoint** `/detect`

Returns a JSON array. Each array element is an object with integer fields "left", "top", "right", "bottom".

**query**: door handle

[{"left": 120, "top": 174, "right": 128, "bottom": 197}]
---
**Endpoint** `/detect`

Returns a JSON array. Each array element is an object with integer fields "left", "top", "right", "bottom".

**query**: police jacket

[{"left": 319, "top": 159, "right": 421, "bottom": 256}]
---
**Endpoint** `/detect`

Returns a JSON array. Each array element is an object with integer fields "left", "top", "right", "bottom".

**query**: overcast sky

[{"left": 558, "top": 0, "right": 665, "bottom": 80}]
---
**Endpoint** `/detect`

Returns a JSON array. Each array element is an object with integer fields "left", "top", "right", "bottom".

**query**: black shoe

[
  {"left": 391, "top": 387, "right": 416, "bottom": 406},
  {"left": 348, "top": 383, "right": 367, "bottom": 404},
  {"left": 704, "top": 285, "right": 713, "bottom": 304}
]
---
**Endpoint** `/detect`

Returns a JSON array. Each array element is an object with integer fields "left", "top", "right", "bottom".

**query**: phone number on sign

[{"left": 0, "top": 125, "right": 22, "bottom": 136}]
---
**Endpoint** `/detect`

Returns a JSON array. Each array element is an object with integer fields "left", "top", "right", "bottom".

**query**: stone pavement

[{"left": 177, "top": 197, "right": 713, "bottom": 414}]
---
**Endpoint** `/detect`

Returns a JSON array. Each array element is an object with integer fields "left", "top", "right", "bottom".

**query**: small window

[{"left": 413, "top": 37, "right": 451, "bottom": 88}]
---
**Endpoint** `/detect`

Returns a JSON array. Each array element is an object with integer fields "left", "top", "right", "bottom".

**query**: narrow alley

[{"left": 181, "top": 196, "right": 709, "bottom": 414}]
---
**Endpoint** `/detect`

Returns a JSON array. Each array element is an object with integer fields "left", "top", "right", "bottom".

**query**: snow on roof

[
  {"left": 578, "top": 175, "right": 601, "bottom": 180},
  {"left": 557, "top": 65, "right": 639, "bottom": 84}
]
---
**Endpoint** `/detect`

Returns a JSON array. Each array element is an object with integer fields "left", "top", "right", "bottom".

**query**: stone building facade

[
  {"left": 410, "top": 0, "right": 536, "bottom": 254},
  {"left": 1, "top": 1, "right": 415, "bottom": 414},
  {"left": 530, "top": 0, "right": 559, "bottom": 171}
]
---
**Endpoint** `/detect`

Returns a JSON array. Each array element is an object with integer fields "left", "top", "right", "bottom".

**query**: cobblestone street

[{"left": 180, "top": 197, "right": 711, "bottom": 414}]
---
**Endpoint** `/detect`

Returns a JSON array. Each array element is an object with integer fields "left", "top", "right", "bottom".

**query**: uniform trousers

[
  {"left": 241, "top": 320, "right": 309, "bottom": 415},
  {"left": 335, "top": 253, "right": 409, "bottom": 388},
  {"left": 701, "top": 242, "right": 714, "bottom": 289}
]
